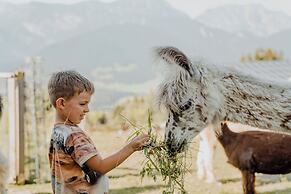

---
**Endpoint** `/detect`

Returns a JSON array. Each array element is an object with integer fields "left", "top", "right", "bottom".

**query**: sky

[{"left": 0, "top": 0, "right": 291, "bottom": 18}]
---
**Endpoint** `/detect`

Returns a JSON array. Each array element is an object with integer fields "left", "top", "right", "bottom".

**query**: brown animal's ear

[
  {"left": 221, "top": 122, "right": 228, "bottom": 130},
  {"left": 221, "top": 122, "right": 227, "bottom": 127}
]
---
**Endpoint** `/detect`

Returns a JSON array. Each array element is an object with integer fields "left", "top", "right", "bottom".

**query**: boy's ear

[{"left": 55, "top": 98, "right": 66, "bottom": 109}]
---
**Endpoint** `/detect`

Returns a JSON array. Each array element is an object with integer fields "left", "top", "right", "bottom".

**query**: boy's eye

[{"left": 80, "top": 103, "right": 86, "bottom": 106}]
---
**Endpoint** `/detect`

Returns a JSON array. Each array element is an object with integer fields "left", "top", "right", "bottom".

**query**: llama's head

[{"left": 156, "top": 47, "right": 214, "bottom": 155}]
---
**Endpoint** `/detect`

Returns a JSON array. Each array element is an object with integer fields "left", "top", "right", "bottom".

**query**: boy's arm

[
  {"left": 85, "top": 134, "right": 149, "bottom": 174},
  {"left": 85, "top": 144, "right": 134, "bottom": 174}
]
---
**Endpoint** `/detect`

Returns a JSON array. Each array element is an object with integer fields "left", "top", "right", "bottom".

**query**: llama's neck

[{"left": 218, "top": 73, "right": 291, "bottom": 131}]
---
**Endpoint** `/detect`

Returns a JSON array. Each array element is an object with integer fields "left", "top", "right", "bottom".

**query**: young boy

[{"left": 48, "top": 71, "right": 149, "bottom": 194}]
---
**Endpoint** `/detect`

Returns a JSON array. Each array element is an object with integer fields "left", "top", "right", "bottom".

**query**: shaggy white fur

[{"left": 155, "top": 46, "right": 291, "bottom": 153}]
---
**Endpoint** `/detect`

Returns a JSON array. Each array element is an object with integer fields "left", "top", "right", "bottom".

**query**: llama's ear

[
  {"left": 155, "top": 46, "right": 200, "bottom": 111},
  {"left": 154, "top": 46, "right": 197, "bottom": 77}
]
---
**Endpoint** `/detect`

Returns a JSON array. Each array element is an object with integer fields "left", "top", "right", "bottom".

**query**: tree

[{"left": 241, "top": 48, "right": 284, "bottom": 62}]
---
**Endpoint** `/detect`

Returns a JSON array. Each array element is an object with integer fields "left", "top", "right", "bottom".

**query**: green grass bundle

[{"left": 124, "top": 111, "right": 189, "bottom": 194}]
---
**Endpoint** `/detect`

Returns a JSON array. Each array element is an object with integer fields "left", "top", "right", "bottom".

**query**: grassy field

[{"left": 7, "top": 129, "right": 291, "bottom": 194}]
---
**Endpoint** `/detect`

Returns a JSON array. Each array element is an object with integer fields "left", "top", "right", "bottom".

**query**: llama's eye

[{"left": 179, "top": 100, "right": 192, "bottom": 111}]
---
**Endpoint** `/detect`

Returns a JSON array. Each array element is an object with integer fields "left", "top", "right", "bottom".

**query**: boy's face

[{"left": 57, "top": 91, "right": 92, "bottom": 125}]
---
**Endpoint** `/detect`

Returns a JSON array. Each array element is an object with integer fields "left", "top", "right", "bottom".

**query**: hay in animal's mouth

[
  {"left": 141, "top": 136, "right": 188, "bottom": 193},
  {"left": 166, "top": 139, "right": 188, "bottom": 157},
  {"left": 124, "top": 111, "right": 189, "bottom": 194}
]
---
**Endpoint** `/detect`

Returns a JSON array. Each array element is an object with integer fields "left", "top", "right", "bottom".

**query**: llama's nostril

[
  {"left": 165, "top": 142, "right": 177, "bottom": 156},
  {"left": 168, "top": 148, "right": 177, "bottom": 157},
  {"left": 170, "top": 147, "right": 175, "bottom": 153},
  {"left": 177, "top": 140, "right": 187, "bottom": 153}
]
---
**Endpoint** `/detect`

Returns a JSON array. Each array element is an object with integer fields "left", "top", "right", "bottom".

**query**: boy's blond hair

[{"left": 48, "top": 70, "right": 94, "bottom": 107}]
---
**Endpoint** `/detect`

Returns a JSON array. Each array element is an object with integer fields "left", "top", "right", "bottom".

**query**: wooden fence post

[
  {"left": 15, "top": 71, "right": 25, "bottom": 184},
  {"left": 5, "top": 72, "right": 25, "bottom": 184}
]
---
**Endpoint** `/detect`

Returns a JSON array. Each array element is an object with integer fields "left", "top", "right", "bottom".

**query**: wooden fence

[{"left": 0, "top": 71, "right": 25, "bottom": 184}]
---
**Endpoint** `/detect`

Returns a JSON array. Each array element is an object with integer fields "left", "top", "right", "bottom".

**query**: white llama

[{"left": 155, "top": 46, "right": 291, "bottom": 154}]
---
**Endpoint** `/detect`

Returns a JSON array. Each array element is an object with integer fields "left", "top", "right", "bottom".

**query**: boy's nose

[{"left": 84, "top": 105, "right": 89, "bottom": 113}]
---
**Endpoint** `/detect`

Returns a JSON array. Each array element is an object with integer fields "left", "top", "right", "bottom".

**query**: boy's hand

[{"left": 129, "top": 134, "right": 150, "bottom": 151}]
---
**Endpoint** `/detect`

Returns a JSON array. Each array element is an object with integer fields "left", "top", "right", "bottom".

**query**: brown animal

[{"left": 216, "top": 123, "right": 291, "bottom": 194}]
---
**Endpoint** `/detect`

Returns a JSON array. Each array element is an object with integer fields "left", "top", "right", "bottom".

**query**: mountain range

[
  {"left": 0, "top": 0, "right": 290, "bottom": 109},
  {"left": 196, "top": 4, "right": 291, "bottom": 37}
]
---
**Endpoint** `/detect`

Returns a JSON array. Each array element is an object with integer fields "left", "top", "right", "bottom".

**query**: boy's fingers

[
  {"left": 141, "top": 136, "right": 150, "bottom": 143},
  {"left": 132, "top": 134, "right": 150, "bottom": 151},
  {"left": 140, "top": 134, "right": 149, "bottom": 138},
  {"left": 136, "top": 135, "right": 149, "bottom": 142},
  {"left": 143, "top": 141, "right": 150, "bottom": 147}
]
